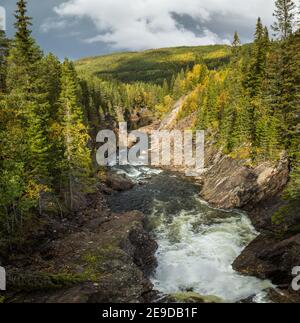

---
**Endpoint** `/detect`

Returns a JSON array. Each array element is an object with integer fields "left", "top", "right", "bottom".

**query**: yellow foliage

[
  {"left": 204, "top": 49, "right": 230, "bottom": 60},
  {"left": 25, "top": 180, "right": 50, "bottom": 200},
  {"left": 216, "top": 91, "right": 229, "bottom": 112},
  {"left": 229, "top": 145, "right": 252, "bottom": 160},
  {"left": 155, "top": 95, "right": 174, "bottom": 116}
]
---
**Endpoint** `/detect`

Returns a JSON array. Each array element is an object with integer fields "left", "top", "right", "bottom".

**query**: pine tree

[
  {"left": 162, "top": 79, "right": 169, "bottom": 97},
  {"left": 7, "top": 0, "right": 42, "bottom": 93},
  {"left": 40, "top": 53, "right": 61, "bottom": 109},
  {"left": 231, "top": 32, "right": 241, "bottom": 63},
  {"left": 58, "top": 60, "right": 93, "bottom": 210},
  {"left": 246, "top": 18, "right": 270, "bottom": 98},
  {"left": 269, "top": 2, "right": 300, "bottom": 225},
  {"left": 14, "top": 0, "right": 33, "bottom": 59},
  {"left": 285, "top": 28, "right": 300, "bottom": 158},
  {"left": 172, "top": 72, "right": 184, "bottom": 99},
  {"left": 264, "top": 27, "right": 271, "bottom": 49},
  {"left": 5, "top": 0, "right": 51, "bottom": 215},
  {"left": 0, "top": 98, "right": 28, "bottom": 237},
  {"left": 272, "top": 0, "right": 296, "bottom": 40}
]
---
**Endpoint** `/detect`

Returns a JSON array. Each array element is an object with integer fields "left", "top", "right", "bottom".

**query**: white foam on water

[
  {"left": 110, "top": 165, "right": 273, "bottom": 303},
  {"left": 151, "top": 203, "right": 273, "bottom": 303},
  {"left": 114, "top": 165, "right": 163, "bottom": 181}
]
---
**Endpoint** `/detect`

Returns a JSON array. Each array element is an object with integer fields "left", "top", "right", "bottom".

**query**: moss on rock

[
  {"left": 7, "top": 271, "right": 85, "bottom": 292},
  {"left": 168, "top": 292, "right": 223, "bottom": 303}
]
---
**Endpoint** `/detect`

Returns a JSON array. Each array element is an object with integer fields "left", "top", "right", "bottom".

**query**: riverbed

[{"left": 108, "top": 165, "right": 273, "bottom": 303}]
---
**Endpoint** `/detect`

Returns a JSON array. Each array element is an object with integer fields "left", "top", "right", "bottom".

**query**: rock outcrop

[
  {"left": 233, "top": 233, "right": 300, "bottom": 286},
  {"left": 200, "top": 152, "right": 289, "bottom": 210},
  {"left": 3, "top": 211, "right": 157, "bottom": 303}
]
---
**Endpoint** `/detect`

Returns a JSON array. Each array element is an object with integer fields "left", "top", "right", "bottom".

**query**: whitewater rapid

[
  {"left": 150, "top": 198, "right": 272, "bottom": 302},
  {"left": 108, "top": 165, "right": 273, "bottom": 303}
]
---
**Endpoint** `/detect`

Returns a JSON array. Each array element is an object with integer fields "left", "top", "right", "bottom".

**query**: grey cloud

[{"left": 1, "top": 0, "right": 276, "bottom": 59}]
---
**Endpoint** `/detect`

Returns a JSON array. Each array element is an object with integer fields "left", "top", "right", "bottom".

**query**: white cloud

[
  {"left": 0, "top": 6, "right": 6, "bottom": 31},
  {"left": 53, "top": 0, "right": 275, "bottom": 50},
  {"left": 40, "top": 17, "right": 69, "bottom": 33}
]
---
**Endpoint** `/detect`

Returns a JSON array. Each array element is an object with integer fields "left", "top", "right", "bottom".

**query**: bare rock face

[
  {"left": 200, "top": 155, "right": 289, "bottom": 210},
  {"left": 233, "top": 233, "right": 300, "bottom": 287},
  {"left": 121, "top": 225, "right": 158, "bottom": 277}
]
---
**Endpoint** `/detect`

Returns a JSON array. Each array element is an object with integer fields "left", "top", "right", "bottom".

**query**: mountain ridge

[{"left": 75, "top": 44, "right": 232, "bottom": 84}]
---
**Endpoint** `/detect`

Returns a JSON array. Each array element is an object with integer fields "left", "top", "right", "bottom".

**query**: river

[{"left": 108, "top": 165, "right": 273, "bottom": 303}]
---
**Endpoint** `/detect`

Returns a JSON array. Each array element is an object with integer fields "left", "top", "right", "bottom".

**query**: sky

[{"left": 1, "top": 0, "right": 276, "bottom": 60}]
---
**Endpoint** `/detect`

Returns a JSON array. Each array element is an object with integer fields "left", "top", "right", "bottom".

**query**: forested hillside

[
  {"left": 165, "top": 10, "right": 300, "bottom": 229},
  {"left": 75, "top": 45, "right": 231, "bottom": 84},
  {"left": 0, "top": 0, "right": 299, "bottom": 275}
]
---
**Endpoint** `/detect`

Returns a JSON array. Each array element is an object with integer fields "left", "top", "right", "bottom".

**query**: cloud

[
  {"left": 0, "top": 6, "right": 6, "bottom": 31},
  {"left": 53, "top": 0, "right": 275, "bottom": 50},
  {"left": 40, "top": 17, "right": 69, "bottom": 33}
]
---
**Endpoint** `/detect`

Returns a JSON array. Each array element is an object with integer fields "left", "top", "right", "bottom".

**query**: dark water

[{"left": 108, "top": 165, "right": 273, "bottom": 303}]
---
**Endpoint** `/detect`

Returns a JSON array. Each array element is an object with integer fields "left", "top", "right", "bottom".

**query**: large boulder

[
  {"left": 233, "top": 233, "right": 300, "bottom": 286},
  {"left": 105, "top": 172, "right": 135, "bottom": 191}
]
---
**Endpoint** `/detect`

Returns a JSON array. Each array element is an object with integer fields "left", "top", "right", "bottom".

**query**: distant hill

[{"left": 75, "top": 45, "right": 231, "bottom": 84}]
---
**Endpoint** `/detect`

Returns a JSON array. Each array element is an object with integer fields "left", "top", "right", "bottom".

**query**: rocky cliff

[{"left": 200, "top": 148, "right": 289, "bottom": 210}]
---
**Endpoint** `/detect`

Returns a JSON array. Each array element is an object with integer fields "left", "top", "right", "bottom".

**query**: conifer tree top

[
  {"left": 272, "top": 0, "right": 296, "bottom": 40},
  {"left": 14, "top": 0, "right": 32, "bottom": 49}
]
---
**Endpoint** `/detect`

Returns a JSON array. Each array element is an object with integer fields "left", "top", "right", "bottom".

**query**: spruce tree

[
  {"left": 14, "top": 0, "right": 33, "bottom": 59},
  {"left": 285, "top": 28, "right": 300, "bottom": 162},
  {"left": 7, "top": 0, "right": 42, "bottom": 93},
  {"left": 272, "top": 0, "right": 296, "bottom": 40},
  {"left": 246, "top": 18, "right": 270, "bottom": 98},
  {"left": 58, "top": 60, "right": 93, "bottom": 210},
  {"left": 6, "top": 0, "right": 51, "bottom": 215},
  {"left": 231, "top": 32, "right": 241, "bottom": 63}
]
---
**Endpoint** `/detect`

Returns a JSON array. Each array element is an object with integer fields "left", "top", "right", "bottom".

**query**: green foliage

[
  {"left": 0, "top": 1, "right": 95, "bottom": 248},
  {"left": 7, "top": 270, "right": 85, "bottom": 291},
  {"left": 57, "top": 60, "right": 93, "bottom": 210},
  {"left": 245, "top": 18, "right": 270, "bottom": 98},
  {"left": 173, "top": 5, "right": 299, "bottom": 227},
  {"left": 75, "top": 45, "right": 231, "bottom": 85}
]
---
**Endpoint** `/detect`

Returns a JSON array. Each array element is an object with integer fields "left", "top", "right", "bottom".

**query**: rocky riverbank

[
  {"left": 0, "top": 173, "right": 158, "bottom": 303},
  {"left": 198, "top": 149, "right": 300, "bottom": 302}
]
